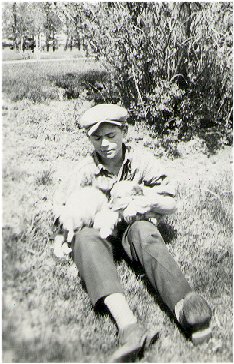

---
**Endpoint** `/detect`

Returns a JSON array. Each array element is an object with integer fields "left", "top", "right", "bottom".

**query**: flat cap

[{"left": 79, "top": 104, "right": 128, "bottom": 136}]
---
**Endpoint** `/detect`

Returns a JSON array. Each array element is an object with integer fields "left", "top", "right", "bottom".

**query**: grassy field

[
  {"left": 2, "top": 60, "right": 233, "bottom": 363},
  {"left": 2, "top": 58, "right": 105, "bottom": 104},
  {"left": 2, "top": 48, "right": 87, "bottom": 62}
]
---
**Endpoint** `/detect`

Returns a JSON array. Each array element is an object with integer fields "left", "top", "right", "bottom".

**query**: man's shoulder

[
  {"left": 127, "top": 145, "right": 159, "bottom": 165},
  {"left": 126, "top": 144, "right": 166, "bottom": 183}
]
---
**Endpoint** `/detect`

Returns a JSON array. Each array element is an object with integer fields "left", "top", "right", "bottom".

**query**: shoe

[
  {"left": 110, "top": 323, "right": 159, "bottom": 363},
  {"left": 176, "top": 292, "right": 212, "bottom": 345}
]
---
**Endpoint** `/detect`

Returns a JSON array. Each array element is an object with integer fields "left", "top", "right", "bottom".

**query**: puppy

[
  {"left": 93, "top": 181, "right": 145, "bottom": 236},
  {"left": 53, "top": 186, "right": 110, "bottom": 258},
  {"left": 109, "top": 181, "right": 144, "bottom": 211},
  {"left": 60, "top": 186, "right": 110, "bottom": 242},
  {"left": 53, "top": 181, "right": 153, "bottom": 258},
  {"left": 107, "top": 180, "right": 161, "bottom": 225}
]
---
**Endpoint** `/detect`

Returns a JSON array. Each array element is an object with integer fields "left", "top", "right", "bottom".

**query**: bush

[
  {"left": 49, "top": 69, "right": 115, "bottom": 102},
  {"left": 80, "top": 2, "right": 233, "bottom": 143}
]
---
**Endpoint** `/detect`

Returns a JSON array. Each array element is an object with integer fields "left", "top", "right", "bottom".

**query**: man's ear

[{"left": 122, "top": 124, "right": 128, "bottom": 136}]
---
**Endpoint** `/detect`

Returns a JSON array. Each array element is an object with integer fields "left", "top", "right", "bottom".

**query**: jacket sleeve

[
  {"left": 139, "top": 150, "right": 176, "bottom": 197},
  {"left": 136, "top": 150, "right": 177, "bottom": 215}
]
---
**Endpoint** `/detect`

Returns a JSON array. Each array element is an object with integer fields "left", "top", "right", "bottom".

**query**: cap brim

[{"left": 87, "top": 120, "right": 125, "bottom": 136}]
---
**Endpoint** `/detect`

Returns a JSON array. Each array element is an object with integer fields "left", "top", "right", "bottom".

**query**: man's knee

[
  {"left": 128, "top": 220, "right": 162, "bottom": 245},
  {"left": 75, "top": 227, "right": 99, "bottom": 240},
  {"left": 73, "top": 227, "right": 100, "bottom": 251},
  {"left": 130, "top": 220, "right": 159, "bottom": 235}
]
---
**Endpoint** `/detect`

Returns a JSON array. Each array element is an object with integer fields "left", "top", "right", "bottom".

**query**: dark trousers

[{"left": 72, "top": 221, "right": 192, "bottom": 313}]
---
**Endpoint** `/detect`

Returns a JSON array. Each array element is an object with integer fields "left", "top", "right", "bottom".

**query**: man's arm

[
  {"left": 123, "top": 149, "right": 177, "bottom": 220},
  {"left": 122, "top": 187, "right": 176, "bottom": 221},
  {"left": 139, "top": 187, "right": 176, "bottom": 215}
]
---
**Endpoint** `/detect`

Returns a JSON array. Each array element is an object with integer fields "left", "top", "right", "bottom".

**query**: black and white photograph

[{"left": 2, "top": 1, "right": 233, "bottom": 362}]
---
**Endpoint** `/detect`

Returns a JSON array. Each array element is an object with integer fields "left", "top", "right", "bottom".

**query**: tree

[
  {"left": 56, "top": 3, "right": 84, "bottom": 50},
  {"left": 2, "top": 2, "right": 28, "bottom": 51},
  {"left": 43, "top": 2, "right": 63, "bottom": 52},
  {"left": 2, "top": 2, "right": 63, "bottom": 53}
]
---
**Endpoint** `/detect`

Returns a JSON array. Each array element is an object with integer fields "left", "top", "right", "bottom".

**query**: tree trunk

[
  {"left": 64, "top": 22, "right": 69, "bottom": 51},
  {"left": 12, "top": 2, "right": 18, "bottom": 50},
  {"left": 70, "top": 36, "right": 73, "bottom": 51},
  {"left": 20, "top": 35, "right": 24, "bottom": 52},
  {"left": 52, "top": 29, "right": 55, "bottom": 52},
  {"left": 46, "top": 32, "right": 50, "bottom": 52},
  {"left": 64, "top": 34, "right": 69, "bottom": 51},
  {"left": 77, "top": 36, "right": 80, "bottom": 50},
  {"left": 34, "top": 34, "right": 40, "bottom": 59},
  {"left": 35, "top": 34, "right": 39, "bottom": 51}
]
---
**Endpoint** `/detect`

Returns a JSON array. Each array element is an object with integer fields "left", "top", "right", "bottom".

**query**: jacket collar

[{"left": 92, "top": 143, "right": 131, "bottom": 175}]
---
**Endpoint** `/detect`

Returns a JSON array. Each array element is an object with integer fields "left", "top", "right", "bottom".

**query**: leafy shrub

[
  {"left": 80, "top": 2, "right": 233, "bottom": 144},
  {"left": 35, "top": 170, "right": 53, "bottom": 186},
  {"left": 49, "top": 69, "right": 114, "bottom": 102}
]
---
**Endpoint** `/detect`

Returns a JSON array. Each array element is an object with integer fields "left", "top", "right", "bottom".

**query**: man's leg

[
  {"left": 72, "top": 227, "right": 152, "bottom": 362},
  {"left": 122, "top": 221, "right": 212, "bottom": 343},
  {"left": 72, "top": 227, "right": 123, "bottom": 305}
]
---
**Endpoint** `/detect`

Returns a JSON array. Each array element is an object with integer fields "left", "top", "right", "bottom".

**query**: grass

[
  {"left": 2, "top": 59, "right": 105, "bottom": 103},
  {"left": 2, "top": 48, "right": 87, "bottom": 62},
  {"left": 2, "top": 60, "right": 233, "bottom": 363}
]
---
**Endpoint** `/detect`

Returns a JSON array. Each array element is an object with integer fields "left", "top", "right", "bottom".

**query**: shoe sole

[
  {"left": 110, "top": 336, "right": 147, "bottom": 363},
  {"left": 191, "top": 327, "right": 212, "bottom": 345},
  {"left": 179, "top": 292, "right": 212, "bottom": 345},
  {"left": 182, "top": 292, "right": 212, "bottom": 328}
]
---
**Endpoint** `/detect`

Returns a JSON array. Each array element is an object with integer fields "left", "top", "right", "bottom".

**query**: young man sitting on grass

[{"left": 53, "top": 104, "right": 212, "bottom": 362}]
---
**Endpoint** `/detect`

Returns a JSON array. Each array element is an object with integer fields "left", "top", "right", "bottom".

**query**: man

[{"left": 53, "top": 104, "right": 212, "bottom": 362}]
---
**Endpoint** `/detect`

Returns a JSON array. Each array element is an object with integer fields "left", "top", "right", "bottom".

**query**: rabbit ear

[{"left": 132, "top": 184, "right": 143, "bottom": 195}]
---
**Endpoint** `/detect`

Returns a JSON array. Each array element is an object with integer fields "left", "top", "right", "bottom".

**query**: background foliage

[
  {"left": 3, "top": 2, "right": 232, "bottom": 151},
  {"left": 81, "top": 2, "right": 233, "bottom": 143}
]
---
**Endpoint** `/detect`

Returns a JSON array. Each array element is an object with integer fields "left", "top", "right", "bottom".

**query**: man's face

[{"left": 89, "top": 123, "right": 126, "bottom": 160}]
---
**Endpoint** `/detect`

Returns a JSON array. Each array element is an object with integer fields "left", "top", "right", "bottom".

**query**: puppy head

[
  {"left": 93, "top": 176, "right": 116, "bottom": 193},
  {"left": 110, "top": 181, "right": 143, "bottom": 210},
  {"left": 111, "top": 181, "right": 143, "bottom": 198}
]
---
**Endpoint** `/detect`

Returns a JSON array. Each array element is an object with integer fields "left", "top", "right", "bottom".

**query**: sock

[
  {"left": 104, "top": 293, "right": 137, "bottom": 331},
  {"left": 175, "top": 298, "right": 184, "bottom": 321}
]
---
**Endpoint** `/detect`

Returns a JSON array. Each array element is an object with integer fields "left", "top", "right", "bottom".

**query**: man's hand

[
  {"left": 122, "top": 196, "right": 150, "bottom": 223},
  {"left": 53, "top": 234, "right": 72, "bottom": 258}
]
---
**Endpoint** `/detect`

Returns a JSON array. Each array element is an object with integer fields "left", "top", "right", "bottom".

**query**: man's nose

[{"left": 101, "top": 138, "right": 109, "bottom": 147}]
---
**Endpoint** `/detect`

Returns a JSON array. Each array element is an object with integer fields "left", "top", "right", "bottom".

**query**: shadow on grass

[
  {"left": 157, "top": 220, "right": 177, "bottom": 244},
  {"left": 140, "top": 275, "right": 190, "bottom": 339},
  {"left": 197, "top": 127, "right": 232, "bottom": 156}
]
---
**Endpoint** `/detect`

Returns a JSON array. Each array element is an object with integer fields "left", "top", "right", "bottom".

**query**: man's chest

[{"left": 79, "top": 160, "right": 142, "bottom": 195}]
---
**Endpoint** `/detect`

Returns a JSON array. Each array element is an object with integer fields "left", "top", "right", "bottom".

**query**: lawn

[
  {"left": 2, "top": 47, "right": 87, "bottom": 62},
  {"left": 2, "top": 60, "right": 233, "bottom": 363},
  {"left": 2, "top": 59, "right": 105, "bottom": 104}
]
